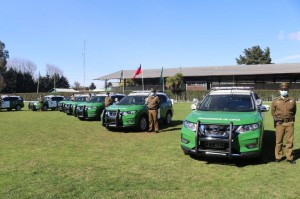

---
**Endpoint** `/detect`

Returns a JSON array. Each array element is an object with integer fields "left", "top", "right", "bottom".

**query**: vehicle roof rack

[{"left": 211, "top": 86, "right": 254, "bottom": 90}]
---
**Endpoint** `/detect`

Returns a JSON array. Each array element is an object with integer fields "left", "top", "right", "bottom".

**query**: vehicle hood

[
  {"left": 186, "top": 110, "right": 261, "bottom": 125},
  {"left": 106, "top": 104, "right": 146, "bottom": 112},
  {"left": 77, "top": 102, "right": 104, "bottom": 107},
  {"left": 65, "top": 101, "right": 83, "bottom": 105}
]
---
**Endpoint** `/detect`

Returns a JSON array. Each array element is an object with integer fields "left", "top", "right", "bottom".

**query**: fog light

[
  {"left": 245, "top": 143, "right": 257, "bottom": 149},
  {"left": 181, "top": 138, "right": 190, "bottom": 144}
]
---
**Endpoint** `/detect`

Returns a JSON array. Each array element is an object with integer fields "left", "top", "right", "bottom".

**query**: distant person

[
  {"left": 39, "top": 95, "right": 44, "bottom": 111},
  {"left": 87, "top": 93, "right": 92, "bottom": 101},
  {"left": 271, "top": 82, "right": 297, "bottom": 164},
  {"left": 70, "top": 94, "right": 75, "bottom": 101},
  {"left": 105, "top": 92, "right": 112, "bottom": 107},
  {"left": 147, "top": 88, "right": 160, "bottom": 133}
]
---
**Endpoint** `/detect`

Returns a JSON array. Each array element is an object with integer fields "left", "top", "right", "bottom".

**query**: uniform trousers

[
  {"left": 275, "top": 122, "right": 294, "bottom": 160},
  {"left": 148, "top": 109, "right": 159, "bottom": 132}
]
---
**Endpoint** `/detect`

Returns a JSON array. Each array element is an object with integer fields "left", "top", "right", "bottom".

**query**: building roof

[
  {"left": 49, "top": 88, "right": 79, "bottom": 93},
  {"left": 93, "top": 63, "right": 300, "bottom": 80}
]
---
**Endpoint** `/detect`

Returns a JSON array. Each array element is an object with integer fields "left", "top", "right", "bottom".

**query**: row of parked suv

[
  {"left": 53, "top": 91, "right": 174, "bottom": 132},
  {"left": 3, "top": 87, "right": 270, "bottom": 160}
]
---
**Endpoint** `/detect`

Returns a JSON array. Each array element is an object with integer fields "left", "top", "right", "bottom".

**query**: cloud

[
  {"left": 288, "top": 31, "right": 300, "bottom": 41},
  {"left": 278, "top": 30, "right": 300, "bottom": 41},
  {"left": 274, "top": 54, "right": 300, "bottom": 63}
]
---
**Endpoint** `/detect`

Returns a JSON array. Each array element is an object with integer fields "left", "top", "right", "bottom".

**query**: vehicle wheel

[
  {"left": 138, "top": 116, "right": 148, "bottom": 132},
  {"left": 43, "top": 106, "right": 48, "bottom": 111},
  {"left": 183, "top": 149, "right": 190, "bottom": 155},
  {"left": 15, "top": 105, "right": 21, "bottom": 111},
  {"left": 165, "top": 111, "right": 172, "bottom": 125}
]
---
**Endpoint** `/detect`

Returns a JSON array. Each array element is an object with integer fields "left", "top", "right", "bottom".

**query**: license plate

[{"left": 205, "top": 142, "right": 224, "bottom": 149}]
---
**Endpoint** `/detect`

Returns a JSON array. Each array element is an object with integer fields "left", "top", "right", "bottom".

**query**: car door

[
  {"left": 157, "top": 94, "right": 167, "bottom": 119},
  {"left": 2, "top": 97, "right": 10, "bottom": 108}
]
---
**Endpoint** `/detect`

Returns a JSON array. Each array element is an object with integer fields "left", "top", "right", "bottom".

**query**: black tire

[
  {"left": 43, "top": 105, "right": 48, "bottom": 111},
  {"left": 138, "top": 116, "right": 148, "bottom": 132},
  {"left": 15, "top": 105, "right": 21, "bottom": 111},
  {"left": 183, "top": 149, "right": 190, "bottom": 155},
  {"left": 165, "top": 111, "right": 172, "bottom": 125}
]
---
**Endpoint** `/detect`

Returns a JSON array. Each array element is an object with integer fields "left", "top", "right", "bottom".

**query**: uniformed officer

[
  {"left": 104, "top": 92, "right": 112, "bottom": 107},
  {"left": 147, "top": 88, "right": 160, "bottom": 133},
  {"left": 271, "top": 82, "right": 297, "bottom": 164},
  {"left": 39, "top": 95, "right": 44, "bottom": 111}
]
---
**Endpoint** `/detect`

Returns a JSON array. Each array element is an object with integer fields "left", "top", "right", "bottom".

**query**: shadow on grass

[{"left": 190, "top": 130, "right": 280, "bottom": 167}]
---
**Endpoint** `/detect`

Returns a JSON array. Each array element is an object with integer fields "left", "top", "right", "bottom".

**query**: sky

[{"left": 1, "top": 0, "right": 300, "bottom": 89}]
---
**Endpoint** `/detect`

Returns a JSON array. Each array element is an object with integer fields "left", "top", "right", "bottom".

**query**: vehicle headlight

[
  {"left": 236, "top": 123, "right": 259, "bottom": 133},
  {"left": 122, "top": 110, "right": 137, "bottom": 115},
  {"left": 183, "top": 120, "right": 197, "bottom": 132}
]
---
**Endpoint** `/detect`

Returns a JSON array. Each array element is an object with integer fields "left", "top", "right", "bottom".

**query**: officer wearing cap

[
  {"left": 146, "top": 88, "right": 160, "bottom": 133},
  {"left": 271, "top": 82, "right": 297, "bottom": 164},
  {"left": 105, "top": 92, "right": 112, "bottom": 107}
]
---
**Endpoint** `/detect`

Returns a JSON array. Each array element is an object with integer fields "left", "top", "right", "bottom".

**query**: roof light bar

[{"left": 211, "top": 87, "right": 254, "bottom": 90}]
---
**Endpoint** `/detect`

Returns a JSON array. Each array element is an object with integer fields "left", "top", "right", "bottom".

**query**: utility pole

[{"left": 83, "top": 40, "right": 86, "bottom": 91}]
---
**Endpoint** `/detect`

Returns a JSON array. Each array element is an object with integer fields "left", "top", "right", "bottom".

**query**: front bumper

[
  {"left": 77, "top": 106, "right": 99, "bottom": 119},
  {"left": 102, "top": 109, "right": 137, "bottom": 128},
  {"left": 181, "top": 121, "right": 262, "bottom": 158}
]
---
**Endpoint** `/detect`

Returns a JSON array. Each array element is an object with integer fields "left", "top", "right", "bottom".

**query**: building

[{"left": 94, "top": 63, "right": 300, "bottom": 91}]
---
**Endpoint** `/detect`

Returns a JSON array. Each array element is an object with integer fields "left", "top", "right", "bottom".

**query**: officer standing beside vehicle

[
  {"left": 39, "top": 95, "right": 44, "bottom": 111},
  {"left": 105, "top": 92, "right": 112, "bottom": 107},
  {"left": 271, "top": 82, "right": 297, "bottom": 164},
  {"left": 147, "top": 88, "right": 160, "bottom": 133}
]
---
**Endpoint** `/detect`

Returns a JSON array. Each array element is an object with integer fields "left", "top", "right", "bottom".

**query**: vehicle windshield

[
  {"left": 89, "top": 96, "right": 106, "bottom": 103},
  {"left": 75, "top": 96, "right": 88, "bottom": 102},
  {"left": 198, "top": 94, "right": 255, "bottom": 112},
  {"left": 118, "top": 95, "right": 147, "bottom": 105}
]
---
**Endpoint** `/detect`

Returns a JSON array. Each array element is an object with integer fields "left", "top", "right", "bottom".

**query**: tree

[
  {"left": 166, "top": 73, "right": 184, "bottom": 100},
  {"left": 0, "top": 41, "right": 9, "bottom": 91},
  {"left": 7, "top": 57, "right": 37, "bottom": 76},
  {"left": 73, "top": 81, "right": 81, "bottom": 90},
  {"left": 236, "top": 45, "right": 272, "bottom": 65},
  {"left": 89, "top": 82, "right": 96, "bottom": 90}
]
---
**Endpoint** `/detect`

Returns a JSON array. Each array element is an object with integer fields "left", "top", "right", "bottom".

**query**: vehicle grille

[{"left": 199, "top": 124, "right": 231, "bottom": 138}]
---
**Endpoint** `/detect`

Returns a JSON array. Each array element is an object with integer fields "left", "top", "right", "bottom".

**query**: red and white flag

[{"left": 132, "top": 64, "right": 142, "bottom": 79}]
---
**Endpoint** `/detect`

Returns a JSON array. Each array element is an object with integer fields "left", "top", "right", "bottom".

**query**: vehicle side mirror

[
  {"left": 191, "top": 98, "right": 199, "bottom": 110},
  {"left": 256, "top": 99, "right": 262, "bottom": 106}
]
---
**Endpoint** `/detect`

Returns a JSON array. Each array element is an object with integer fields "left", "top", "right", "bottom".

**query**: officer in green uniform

[
  {"left": 147, "top": 88, "right": 160, "bottom": 133},
  {"left": 271, "top": 82, "right": 297, "bottom": 164}
]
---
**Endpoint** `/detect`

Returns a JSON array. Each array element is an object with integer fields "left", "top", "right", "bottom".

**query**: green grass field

[{"left": 1, "top": 102, "right": 300, "bottom": 199}]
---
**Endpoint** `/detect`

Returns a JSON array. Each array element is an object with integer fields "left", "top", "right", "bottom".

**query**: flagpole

[
  {"left": 163, "top": 75, "right": 165, "bottom": 93},
  {"left": 122, "top": 69, "right": 124, "bottom": 94},
  {"left": 37, "top": 71, "right": 40, "bottom": 93},
  {"left": 141, "top": 64, "right": 144, "bottom": 91}
]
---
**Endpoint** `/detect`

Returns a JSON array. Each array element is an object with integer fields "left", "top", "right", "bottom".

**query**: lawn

[{"left": 1, "top": 102, "right": 300, "bottom": 199}]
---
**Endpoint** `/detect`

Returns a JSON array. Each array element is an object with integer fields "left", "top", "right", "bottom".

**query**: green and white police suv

[
  {"left": 76, "top": 93, "right": 125, "bottom": 120},
  {"left": 181, "top": 87, "right": 269, "bottom": 159},
  {"left": 28, "top": 95, "right": 64, "bottom": 111},
  {"left": 102, "top": 91, "right": 173, "bottom": 131},
  {"left": 1, "top": 95, "right": 24, "bottom": 111},
  {"left": 64, "top": 95, "right": 90, "bottom": 115}
]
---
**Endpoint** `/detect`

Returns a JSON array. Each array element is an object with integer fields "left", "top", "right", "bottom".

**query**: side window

[{"left": 158, "top": 95, "right": 167, "bottom": 104}]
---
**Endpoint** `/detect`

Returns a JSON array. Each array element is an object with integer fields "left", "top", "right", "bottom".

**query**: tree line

[{"left": 0, "top": 41, "right": 70, "bottom": 93}]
